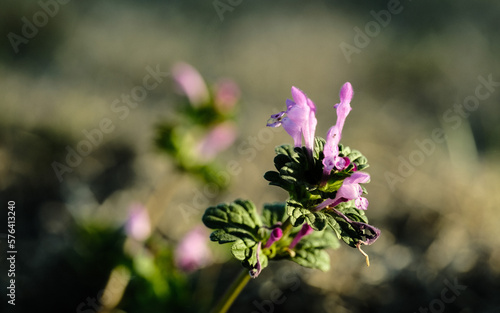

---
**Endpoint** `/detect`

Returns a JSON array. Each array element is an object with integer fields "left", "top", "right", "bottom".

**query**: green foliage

[
  {"left": 202, "top": 198, "right": 345, "bottom": 274},
  {"left": 232, "top": 238, "right": 268, "bottom": 272},
  {"left": 324, "top": 202, "right": 375, "bottom": 248},
  {"left": 155, "top": 124, "right": 229, "bottom": 188},
  {"left": 203, "top": 199, "right": 263, "bottom": 243},
  {"left": 290, "top": 230, "right": 339, "bottom": 271},
  {"left": 264, "top": 140, "right": 323, "bottom": 201},
  {"left": 338, "top": 144, "right": 370, "bottom": 172},
  {"left": 286, "top": 200, "right": 328, "bottom": 231},
  {"left": 203, "top": 200, "right": 266, "bottom": 273},
  {"left": 264, "top": 137, "right": 370, "bottom": 205},
  {"left": 201, "top": 135, "right": 378, "bottom": 277},
  {"left": 261, "top": 202, "right": 287, "bottom": 227},
  {"left": 154, "top": 70, "right": 237, "bottom": 188},
  {"left": 180, "top": 101, "right": 231, "bottom": 125}
]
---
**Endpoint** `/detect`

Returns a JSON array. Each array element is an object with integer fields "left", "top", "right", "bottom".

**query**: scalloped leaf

[
  {"left": 290, "top": 222, "right": 340, "bottom": 271},
  {"left": 261, "top": 203, "right": 287, "bottom": 227},
  {"left": 324, "top": 205, "right": 378, "bottom": 248},
  {"left": 291, "top": 248, "right": 331, "bottom": 271},
  {"left": 202, "top": 199, "right": 263, "bottom": 243},
  {"left": 232, "top": 239, "right": 268, "bottom": 274},
  {"left": 286, "top": 200, "right": 328, "bottom": 231}
]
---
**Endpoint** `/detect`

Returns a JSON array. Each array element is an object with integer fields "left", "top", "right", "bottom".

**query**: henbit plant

[{"left": 202, "top": 83, "right": 381, "bottom": 313}]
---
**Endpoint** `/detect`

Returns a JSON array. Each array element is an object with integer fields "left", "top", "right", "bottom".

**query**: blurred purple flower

[
  {"left": 267, "top": 87, "right": 317, "bottom": 152},
  {"left": 175, "top": 226, "right": 212, "bottom": 272},
  {"left": 264, "top": 227, "right": 283, "bottom": 249},
  {"left": 195, "top": 121, "right": 237, "bottom": 162},
  {"left": 316, "top": 171, "right": 370, "bottom": 211},
  {"left": 323, "top": 82, "right": 354, "bottom": 175},
  {"left": 172, "top": 62, "right": 210, "bottom": 106},
  {"left": 125, "top": 203, "right": 151, "bottom": 242},
  {"left": 289, "top": 224, "right": 314, "bottom": 249},
  {"left": 214, "top": 79, "right": 240, "bottom": 113}
]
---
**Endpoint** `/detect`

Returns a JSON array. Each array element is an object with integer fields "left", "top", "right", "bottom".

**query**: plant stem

[
  {"left": 211, "top": 217, "right": 293, "bottom": 313},
  {"left": 281, "top": 218, "right": 294, "bottom": 238},
  {"left": 211, "top": 268, "right": 251, "bottom": 313}
]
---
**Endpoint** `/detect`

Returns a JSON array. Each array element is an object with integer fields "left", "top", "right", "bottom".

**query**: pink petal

[
  {"left": 355, "top": 197, "right": 369, "bottom": 210},
  {"left": 126, "top": 203, "right": 151, "bottom": 242},
  {"left": 196, "top": 122, "right": 237, "bottom": 161},
  {"left": 336, "top": 183, "right": 362, "bottom": 200},
  {"left": 175, "top": 226, "right": 212, "bottom": 272},
  {"left": 339, "top": 82, "right": 354, "bottom": 104},
  {"left": 264, "top": 228, "right": 283, "bottom": 249},
  {"left": 291, "top": 86, "right": 308, "bottom": 108},
  {"left": 286, "top": 99, "right": 295, "bottom": 110},
  {"left": 304, "top": 110, "right": 317, "bottom": 152},
  {"left": 307, "top": 98, "right": 317, "bottom": 113},
  {"left": 172, "top": 62, "right": 209, "bottom": 107},
  {"left": 345, "top": 171, "right": 370, "bottom": 185},
  {"left": 282, "top": 117, "right": 302, "bottom": 147},
  {"left": 214, "top": 79, "right": 240, "bottom": 112},
  {"left": 289, "top": 224, "right": 314, "bottom": 249}
]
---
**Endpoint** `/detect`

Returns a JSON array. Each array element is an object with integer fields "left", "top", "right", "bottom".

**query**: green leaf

[
  {"left": 323, "top": 205, "right": 373, "bottom": 248},
  {"left": 274, "top": 154, "right": 292, "bottom": 170},
  {"left": 313, "top": 137, "right": 326, "bottom": 160},
  {"left": 209, "top": 229, "right": 239, "bottom": 243},
  {"left": 286, "top": 200, "right": 327, "bottom": 231},
  {"left": 290, "top": 229, "right": 339, "bottom": 271},
  {"left": 231, "top": 238, "right": 257, "bottom": 261},
  {"left": 275, "top": 144, "right": 297, "bottom": 159},
  {"left": 326, "top": 215, "right": 342, "bottom": 239},
  {"left": 261, "top": 203, "right": 287, "bottom": 227},
  {"left": 292, "top": 248, "right": 331, "bottom": 271},
  {"left": 231, "top": 239, "right": 268, "bottom": 273},
  {"left": 203, "top": 200, "right": 270, "bottom": 275},
  {"left": 202, "top": 199, "right": 263, "bottom": 243},
  {"left": 294, "top": 228, "right": 340, "bottom": 250}
]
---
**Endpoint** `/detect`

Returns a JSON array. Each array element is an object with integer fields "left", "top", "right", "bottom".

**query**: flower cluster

[
  {"left": 156, "top": 62, "right": 240, "bottom": 187},
  {"left": 203, "top": 83, "right": 380, "bottom": 278}
]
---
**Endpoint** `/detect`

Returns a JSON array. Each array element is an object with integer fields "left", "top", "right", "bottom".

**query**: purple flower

[
  {"left": 175, "top": 226, "right": 213, "bottom": 272},
  {"left": 195, "top": 121, "right": 237, "bottom": 162},
  {"left": 267, "top": 87, "right": 317, "bottom": 152},
  {"left": 264, "top": 227, "right": 283, "bottom": 249},
  {"left": 289, "top": 224, "right": 314, "bottom": 249},
  {"left": 125, "top": 203, "right": 151, "bottom": 242},
  {"left": 323, "top": 82, "right": 354, "bottom": 175},
  {"left": 172, "top": 62, "right": 210, "bottom": 106},
  {"left": 315, "top": 171, "right": 370, "bottom": 211}
]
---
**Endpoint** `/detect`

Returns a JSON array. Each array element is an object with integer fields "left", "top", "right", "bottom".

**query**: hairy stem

[{"left": 211, "top": 268, "right": 251, "bottom": 313}]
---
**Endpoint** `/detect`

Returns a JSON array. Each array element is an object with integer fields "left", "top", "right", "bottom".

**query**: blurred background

[{"left": 1, "top": 0, "right": 500, "bottom": 312}]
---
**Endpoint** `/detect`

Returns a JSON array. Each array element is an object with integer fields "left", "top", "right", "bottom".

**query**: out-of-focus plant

[
  {"left": 202, "top": 83, "right": 381, "bottom": 313},
  {"left": 155, "top": 62, "right": 240, "bottom": 188},
  {"left": 95, "top": 64, "right": 241, "bottom": 313},
  {"left": 92, "top": 203, "right": 216, "bottom": 313}
]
